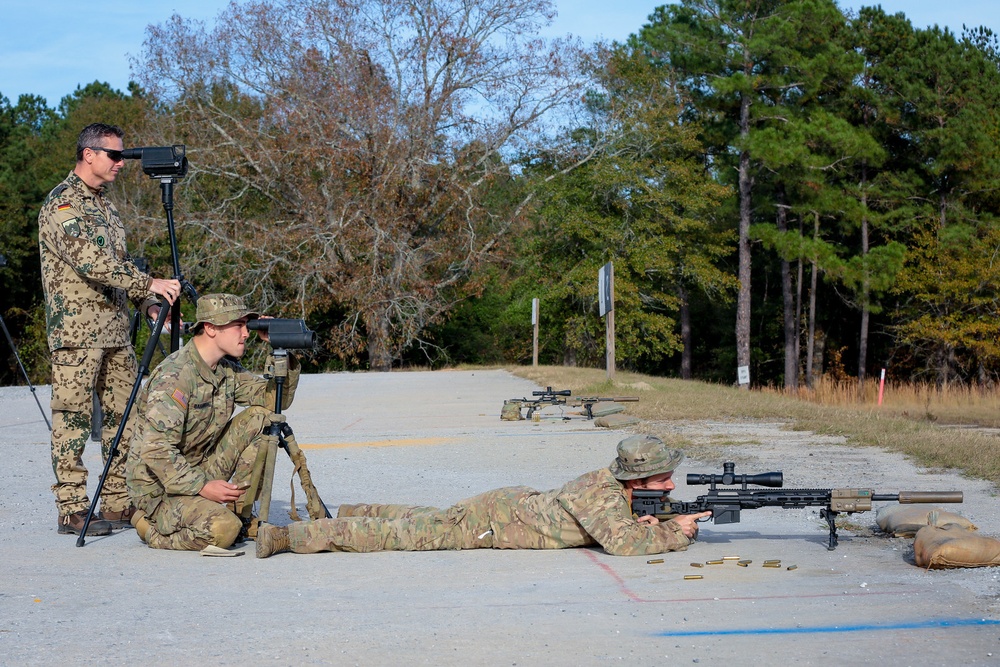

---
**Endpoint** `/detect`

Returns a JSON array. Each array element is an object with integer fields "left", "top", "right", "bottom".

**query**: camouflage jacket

[
  {"left": 483, "top": 468, "right": 691, "bottom": 556},
  {"left": 37, "top": 171, "right": 157, "bottom": 351},
  {"left": 126, "top": 340, "right": 300, "bottom": 513}
]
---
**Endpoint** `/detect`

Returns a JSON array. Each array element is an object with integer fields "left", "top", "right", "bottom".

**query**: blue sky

[{"left": 3, "top": 1, "right": 999, "bottom": 108}]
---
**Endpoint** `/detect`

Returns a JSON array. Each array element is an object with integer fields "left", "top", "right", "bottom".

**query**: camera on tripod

[
  {"left": 122, "top": 145, "right": 188, "bottom": 179},
  {"left": 247, "top": 318, "right": 317, "bottom": 350}
]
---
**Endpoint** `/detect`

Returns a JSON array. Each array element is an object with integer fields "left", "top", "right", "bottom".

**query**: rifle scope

[
  {"left": 687, "top": 461, "right": 783, "bottom": 488},
  {"left": 532, "top": 387, "right": 571, "bottom": 397},
  {"left": 247, "top": 318, "right": 317, "bottom": 350}
]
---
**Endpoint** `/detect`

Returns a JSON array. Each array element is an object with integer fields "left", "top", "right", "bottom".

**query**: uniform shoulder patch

[
  {"left": 61, "top": 218, "right": 82, "bottom": 237},
  {"left": 170, "top": 388, "right": 188, "bottom": 409}
]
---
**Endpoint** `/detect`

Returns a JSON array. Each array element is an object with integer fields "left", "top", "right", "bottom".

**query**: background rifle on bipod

[
  {"left": 632, "top": 461, "right": 964, "bottom": 550},
  {"left": 500, "top": 386, "right": 639, "bottom": 421}
]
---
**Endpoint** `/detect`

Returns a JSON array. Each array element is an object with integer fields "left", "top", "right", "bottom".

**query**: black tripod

[
  {"left": 0, "top": 253, "right": 51, "bottom": 430},
  {"left": 78, "top": 162, "right": 198, "bottom": 546},
  {"left": 240, "top": 348, "right": 331, "bottom": 537}
]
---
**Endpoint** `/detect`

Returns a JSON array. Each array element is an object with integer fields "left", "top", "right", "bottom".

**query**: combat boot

[
  {"left": 337, "top": 503, "right": 365, "bottom": 518},
  {"left": 57, "top": 510, "right": 111, "bottom": 536},
  {"left": 100, "top": 505, "right": 138, "bottom": 530},
  {"left": 255, "top": 523, "right": 290, "bottom": 559},
  {"left": 130, "top": 511, "right": 152, "bottom": 544}
]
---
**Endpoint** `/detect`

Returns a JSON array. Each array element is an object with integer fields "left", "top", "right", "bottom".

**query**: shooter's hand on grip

[{"left": 638, "top": 511, "right": 712, "bottom": 538}]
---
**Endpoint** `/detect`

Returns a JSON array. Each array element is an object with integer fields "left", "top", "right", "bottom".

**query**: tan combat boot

[
  {"left": 100, "top": 505, "right": 138, "bottom": 530},
  {"left": 130, "top": 511, "right": 153, "bottom": 544},
  {"left": 255, "top": 523, "right": 290, "bottom": 559},
  {"left": 58, "top": 510, "right": 111, "bottom": 536}
]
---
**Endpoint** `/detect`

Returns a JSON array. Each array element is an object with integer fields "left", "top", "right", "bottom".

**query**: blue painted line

[{"left": 655, "top": 618, "right": 1000, "bottom": 637}]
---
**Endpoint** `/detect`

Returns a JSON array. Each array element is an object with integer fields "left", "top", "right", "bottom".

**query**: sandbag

[
  {"left": 876, "top": 505, "right": 976, "bottom": 537},
  {"left": 913, "top": 523, "right": 1000, "bottom": 569},
  {"left": 589, "top": 402, "right": 625, "bottom": 418},
  {"left": 593, "top": 413, "right": 641, "bottom": 428},
  {"left": 500, "top": 400, "right": 523, "bottom": 421}
]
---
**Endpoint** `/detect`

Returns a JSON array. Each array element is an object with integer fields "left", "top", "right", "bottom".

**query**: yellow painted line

[{"left": 300, "top": 437, "right": 454, "bottom": 450}]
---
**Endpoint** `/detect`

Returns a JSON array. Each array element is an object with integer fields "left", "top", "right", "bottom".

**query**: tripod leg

[
  {"left": 76, "top": 300, "right": 171, "bottom": 546},
  {"left": 0, "top": 312, "right": 52, "bottom": 430},
  {"left": 256, "top": 434, "right": 279, "bottom": 530},
  {"left": 279, "top": 425, "right": 332, "bottom": 520}
]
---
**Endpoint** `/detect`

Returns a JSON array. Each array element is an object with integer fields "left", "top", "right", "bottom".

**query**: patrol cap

[
  {"left": 193, "top": 293, "right": 260, "bottom": 327},
  {"left": 609, "top": 434, "right": 684, "bottom": 480}
]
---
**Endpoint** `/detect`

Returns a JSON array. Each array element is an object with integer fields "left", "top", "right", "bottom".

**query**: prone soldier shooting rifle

[
  {"left": 632, "top": 461, "right": 963, "bottom": 550},
  {"left": 501, "top": 386, "right": 639, "bottom": 421}
]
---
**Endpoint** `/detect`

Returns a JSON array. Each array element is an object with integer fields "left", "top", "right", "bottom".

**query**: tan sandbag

[
  {"left": 913, "top": 523, "right": 1000, "bottom": 569},
  {"left": 500, "top": 400, "right": 524, "bottom": 421},
  {"left": 593, "top": 413, "right": 641, "bottom": 428},
  {"left": 876, "top": 505, "right": 976, "bottom": 537},
  {"left": 589, "top": 402, "right": 625, "bottom": 418}
]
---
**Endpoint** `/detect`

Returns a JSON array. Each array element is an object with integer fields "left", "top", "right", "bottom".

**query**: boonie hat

[
  {"left": 194, "top": 293, "right": 260, "bottom": 327},
  {"left": 609, "top": 434, "right": 684, "bottom": 480}
]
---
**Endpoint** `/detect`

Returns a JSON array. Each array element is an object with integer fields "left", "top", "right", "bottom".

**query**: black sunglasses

[{"left": 87, "top": 146, "right": 124, "bottom": 162}]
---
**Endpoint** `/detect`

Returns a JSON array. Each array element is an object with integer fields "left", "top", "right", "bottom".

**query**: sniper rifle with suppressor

[
  {"left": 501, "top": 386, "right": 639, "bottom": 420},
  {"left": 632, "top": 462, "right": 964, "bottom": 550}
]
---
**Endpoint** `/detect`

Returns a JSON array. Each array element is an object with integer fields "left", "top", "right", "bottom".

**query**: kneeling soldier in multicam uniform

[
  {"left": 255, "top": 435, "right": 711, "bottom": 558},
  {"left": 126, "top": 294, "right": 300, "bottom": 551}
]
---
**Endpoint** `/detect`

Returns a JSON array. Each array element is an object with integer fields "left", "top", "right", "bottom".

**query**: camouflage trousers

[
  {"left": 50, "top": 346, "right": 137, "bottom": 515},
  {"left": 288, "top": 496, "right": 496, "bottom": 553},
  {"left": 143, "top": 406, "right": 274, "bottom": 551}
]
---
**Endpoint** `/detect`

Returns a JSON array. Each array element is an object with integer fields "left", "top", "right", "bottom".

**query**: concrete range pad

[{"left": 1, "top": 369, "right": 999, "bottom": 665}]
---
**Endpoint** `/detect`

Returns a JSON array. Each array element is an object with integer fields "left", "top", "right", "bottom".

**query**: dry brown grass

[
  {"left": 507, "top": 365, "right": 1000, "bottom": 486},
  {"left": 773, "top": 376, "right": 1000, "bottom": 427}
]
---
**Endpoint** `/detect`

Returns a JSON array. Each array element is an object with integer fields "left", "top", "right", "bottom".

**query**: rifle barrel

[{"left": 889, "top": 491, "right": 963, "bottom": 503}]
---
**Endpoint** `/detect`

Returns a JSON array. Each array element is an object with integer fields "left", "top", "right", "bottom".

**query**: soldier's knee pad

[{"left": 209, "top": 512, "right": 243, "bottom": 548}]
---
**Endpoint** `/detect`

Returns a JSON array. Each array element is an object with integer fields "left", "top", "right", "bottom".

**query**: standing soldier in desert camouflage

[
  {"left": 126, "top": 294, "right": 300, "bottom": 552},
  {"left": 255, "top": 435, "right": 711, "bottom": 558},
  {"left": 38, "top": 123, "right": 181, "bottom": 536}
]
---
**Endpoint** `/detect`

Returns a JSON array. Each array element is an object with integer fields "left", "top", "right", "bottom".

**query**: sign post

[
  {"left": 531, "top": 298, "right": 539, "bottom": 367},
  {"left": 599, "top": 262, "right": 615, "bottom": 380}
]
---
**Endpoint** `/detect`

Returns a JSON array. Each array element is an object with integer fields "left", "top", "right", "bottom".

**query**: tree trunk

[
  {"left": 795, "top": 217, "right": 804, "bottom": 384},
  {"left": 777, "top": 188, "right": 796, "bottom": 391},
  {"left": 858, "top": 162, "right": 870, "bottom": 384},
  {"left": 735, "top": 88, "right": 753, "bottom": 389},
  {"left": 679, "top": 283, "right": 691, "bottom": 380},
  {"left": 806, "top": 212, "right": 820, "bottom": 388},
  {"left": 364, "top": 311, "right": 393, "bottom": 372}
]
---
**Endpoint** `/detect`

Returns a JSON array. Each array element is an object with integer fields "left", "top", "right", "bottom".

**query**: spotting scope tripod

[{"left": 238, "top": 346, "right": 331, "bottom": 539}]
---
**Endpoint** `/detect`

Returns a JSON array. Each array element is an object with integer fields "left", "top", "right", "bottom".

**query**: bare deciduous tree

[{"left": 129, "top": 0, "right": 584, "bottom": 369}]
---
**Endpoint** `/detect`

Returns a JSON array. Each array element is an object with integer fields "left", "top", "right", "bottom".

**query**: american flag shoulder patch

[{"left": 170, "top": 388, "right": 188, "bottom": 409}]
